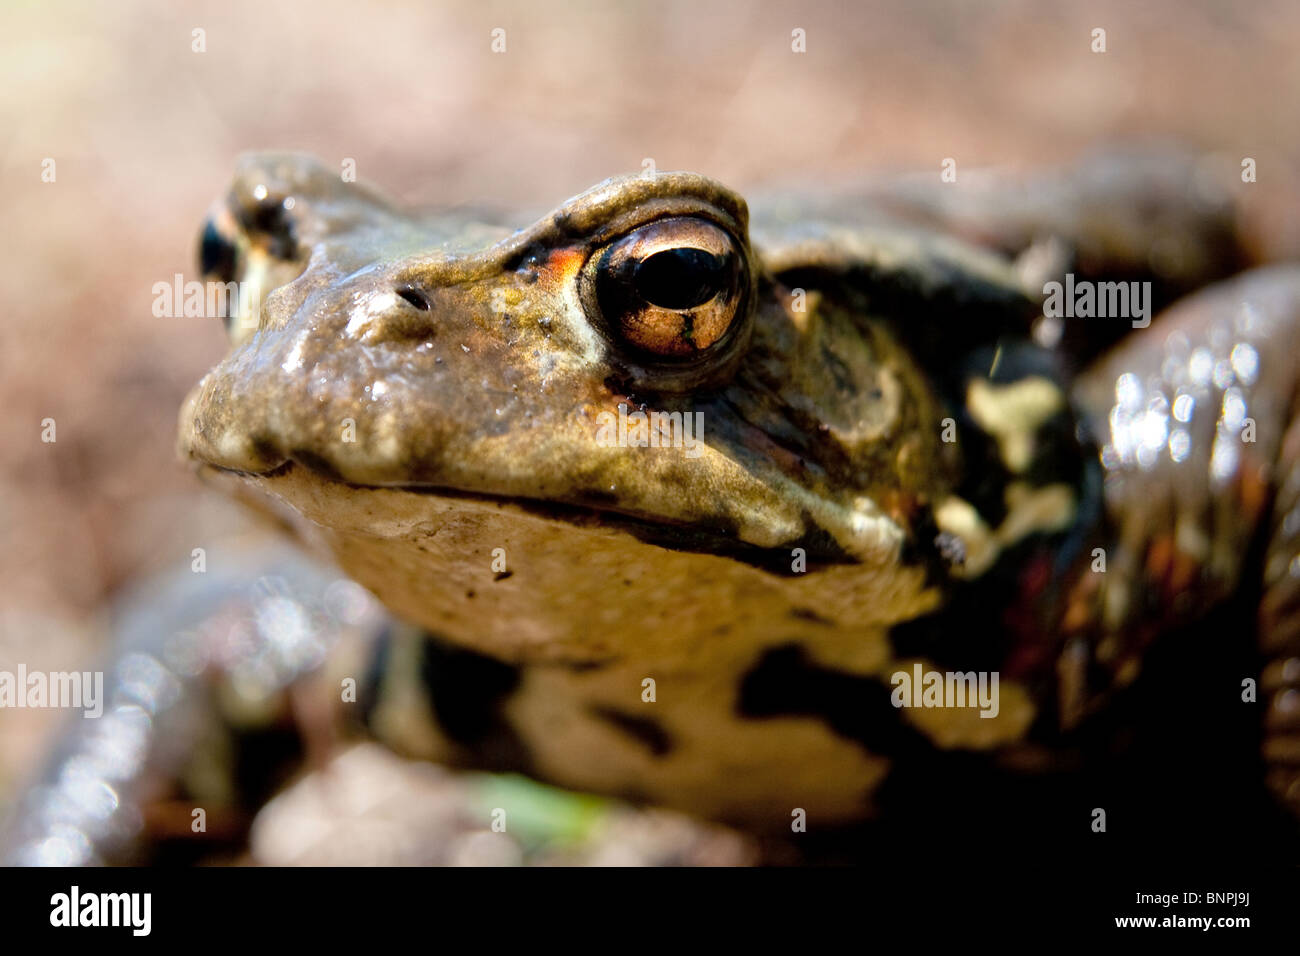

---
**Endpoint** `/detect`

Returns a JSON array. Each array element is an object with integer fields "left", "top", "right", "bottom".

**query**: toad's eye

[
  {"left": 586, "top": 217, "right": 748, "bottom": 360},
  {"left": 199, "top": 217, "right": 238, "bottom": 283}
]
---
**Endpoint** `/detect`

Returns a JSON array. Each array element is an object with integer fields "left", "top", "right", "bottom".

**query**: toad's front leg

[
  {"left": 0, "top": 547, "right": 383, "bottom": 865},
  {"left": 1071, "top": 265, "right": 1300, "bottom": 817}
]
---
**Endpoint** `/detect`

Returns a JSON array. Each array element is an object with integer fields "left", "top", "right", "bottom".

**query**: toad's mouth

[{"left": 195, "top": 460, "right": 861, "bottom": 576}]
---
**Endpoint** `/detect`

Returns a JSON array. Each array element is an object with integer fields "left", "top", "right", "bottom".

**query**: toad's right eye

[{"left": 584, "top": 216, "right": 749, "bottom": 363}]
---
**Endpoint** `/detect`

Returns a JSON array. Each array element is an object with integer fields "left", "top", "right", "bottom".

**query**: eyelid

[
  {"left": 605, "top": 217, "right": 736, "bottom": 264},
  {"left": 579, "top": 197, "right": 745, "bottom": 249}
]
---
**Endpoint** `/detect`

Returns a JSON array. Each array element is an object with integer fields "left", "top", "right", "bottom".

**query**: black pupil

[{"left": 633, "top": 248, "right": 727, "bottom": 310}]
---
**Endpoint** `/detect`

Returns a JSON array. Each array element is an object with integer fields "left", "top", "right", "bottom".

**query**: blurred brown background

[{"left": 1, "top": 0, "right": 1297, "bottom": 808}]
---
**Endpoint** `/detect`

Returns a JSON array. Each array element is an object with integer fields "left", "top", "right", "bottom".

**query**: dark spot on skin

[
  {"left": 465, "top": 590, "right": 475, "bottom": 599},
  {"left": 291, "top": 449, "right": 343, "bottom": 482},
  {"left": 397, "top": 286, "right": 430, "bottom": 311},
  {"left": 493, "top": 570, "right": 513, "bottom": 582},
  {"left": 734, "top": 643, "right": 1075, "bottom": 844},
  {"left": 503, "top": 242, "right": 550, "bottom": 273},
  {"left": 419, "top": 633, "right": 532, "bottom": 773},
  {"left": 737, "top": 644, "right": 932, "bottom": 758},
  {"left": 550, "top": 211, "right": 575, "bottom": 235},
  {"left": 789, "top": 607, "right": 834, "bottom": 626},
  {"left": 591, "top": 707, "right": 674, "bottom": 757},
  {"left": 558, "top": 659, "right": 611, "bottom": 673},
  {"left": 891, "top": 537, "right": 1064, "bottom": 678},
  {"left": 952, "top": 415, "right": 1012, "bottom": 527},
  {"left": 1023, "top": 409, "right": 1088, "bottom": 488},
  {"left": 250, "top": 436, "right": 282, "bottom": 467},
  {"left": 897, "top": 505, "right": 958, "bottom": 587},
  {"left": 773, "top": 264, "right": 1037, "bottom": 399}
]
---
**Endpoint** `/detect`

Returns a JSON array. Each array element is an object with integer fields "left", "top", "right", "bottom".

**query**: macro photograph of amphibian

[{"left": 2, "top": 0, "right": 1299, "bottom": 920}]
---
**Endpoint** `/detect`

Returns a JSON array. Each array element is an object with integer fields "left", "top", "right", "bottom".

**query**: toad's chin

[{"left": 189, "top": 461, "right": 942, "bottom": 666}]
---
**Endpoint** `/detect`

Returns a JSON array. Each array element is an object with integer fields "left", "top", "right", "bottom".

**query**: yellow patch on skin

[
  {"left": 934, "top": 495, "right": 998, "bottom": 577},
  {"left": 966, "top": 376, "right": 1065, "bottom": 473},
  {"left": 935, "top": 484, "right": 1076, "bottom": 579},
  {"left": 999, "top": 482, "right": 1077, "bottom": 542},
  {"left": 505, "top": 666, "right": 893, "bottom": 826},
  {"left": 892, "top": 658, "right": 1036, "bottom": 749}
]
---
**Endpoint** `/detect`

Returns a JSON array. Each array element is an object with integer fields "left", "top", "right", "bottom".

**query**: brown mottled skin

[
  {"left": 7, "top": 150, "right": 1299, "bottom": 865},
  {"left": 170, "top": 150, "right": 1300, "bottom": 837},
  {"left": 181, "top": 156, "right": 1006, "bottom": 822}
]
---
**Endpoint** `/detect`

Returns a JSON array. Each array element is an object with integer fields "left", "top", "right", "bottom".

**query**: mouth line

[{"left": 200, "top": 460, "right": 854, "bottom": 575}]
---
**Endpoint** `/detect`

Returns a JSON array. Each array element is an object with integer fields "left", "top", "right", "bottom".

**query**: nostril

[{"left": 397, "top": 286, "right": 430, "bottom": 311}]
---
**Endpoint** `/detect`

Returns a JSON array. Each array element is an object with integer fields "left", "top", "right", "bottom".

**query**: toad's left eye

[
  {"left": 585, "top": 217, "right": 748, "bottom": 361},
  {"left": 199, "top": 217, "right": 238, "bottom": 283}
]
